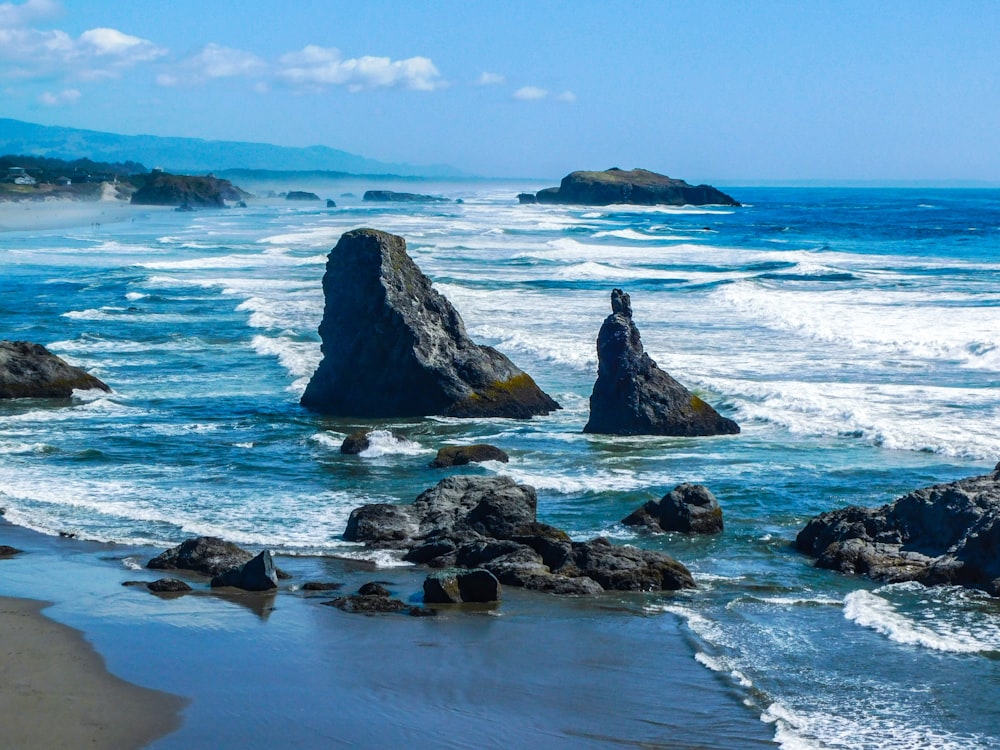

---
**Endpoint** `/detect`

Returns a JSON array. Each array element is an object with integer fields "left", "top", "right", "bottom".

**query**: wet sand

[
  {"left": 0, "top": 520, "right": 776, "bottom": 749},
  {"left": 0, "top": 199, "right": 164, "bottom": 233},
  {"left": 0, "top": 596, "right": 185, "bottom": 749}
]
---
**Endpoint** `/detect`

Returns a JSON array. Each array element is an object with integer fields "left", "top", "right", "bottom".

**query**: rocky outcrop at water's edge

[
  {"left": 796, "top": 463, "right": 1000, "bottom": 596},
  {"left": 0, "top": 340, "right": 110, "bottom": 399},
  {"left": 344, "top": 475, "right": 695, "bottom": 594},
  {"left": 530, "top": 168, "right": 739, "bottom": 207}
]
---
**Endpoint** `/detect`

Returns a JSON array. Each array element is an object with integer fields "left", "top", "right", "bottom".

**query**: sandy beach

[
  {"left": 0, "top": 198, "right": 167, "bottom": 233},
  {"left": 0, "top": 519, "right": 776, "bottom": 749}
]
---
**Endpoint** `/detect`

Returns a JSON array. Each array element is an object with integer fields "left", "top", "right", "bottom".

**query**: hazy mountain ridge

[{"left": 0, "top": 119, "right": 464, "bottom": 178}]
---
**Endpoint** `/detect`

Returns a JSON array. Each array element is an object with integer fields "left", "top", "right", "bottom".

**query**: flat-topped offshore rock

[
  {"left": 583, "top": 290, "right": 740, "bottom": 436},
  {"left": 362, "top": 190, "right": 450, "bottom": 203},
  {"left": 0, "top": 340, "right": 110, "bottom": 399},
  {"left": 130, "top": 172, "right": 248, "bottom": 208},
  {"left": 796, "top": 463, "right": 1000, "bottom": 596},
  {"left": 300, "top": 228, "right": 560, "bottom": 418},
  {"left": 533, "top": 168, "right": 739, "bottom": 207}
]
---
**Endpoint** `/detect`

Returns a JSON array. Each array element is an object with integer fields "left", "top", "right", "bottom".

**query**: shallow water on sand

[{"left": 2, "top": 184, "right": 999, "bottom": 747}]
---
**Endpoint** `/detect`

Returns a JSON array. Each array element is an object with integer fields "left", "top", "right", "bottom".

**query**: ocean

[{"left": 2, "top": 183, "right": 999, "bottom": 748}]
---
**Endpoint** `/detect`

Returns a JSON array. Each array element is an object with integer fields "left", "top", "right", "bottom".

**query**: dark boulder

[
  {"left": 148, "top": 578, "right": 192, "bottom": 593},
  {"left": 429, "top": 444, "right": 509, "bottom": 468},
  {"left": 623, "top": 483, "right": 723, "bottom": 534},
  {"left": 326, "top": 199, "right": 336, "bottom": 208},
  {"left": 0, "top": 545, "right": 23, "bottom": 557},
  {"left": 0, "top": 341, "right": 110, "bottom": 399},
  {"left": 533, "top": 168, "right": 740, "bottom": 207},
  {"left": 423, "top": 569, "right": 501, "bottom": 603},
  {"left": 210, "top": 550, "right": 278, "bottom": 591},
  {"left": 286, "top": 190, "right": 320, "bottom": 201},
  {"left": 339, "top": 429, "right": 407, "bottom": 455},
  {"left": 583, "top": 289, "right": 740, "bottom": 436},
  {"left": 300, "top": 228, "right": 559, "bottom": 419},
  {"left": 302, "top": 581, "right": 343, "bottom": 592},
  {"left": 796, "top": 463, "right": 1000, "bottom": 595},
  {"left": 517, "top": 192, "right": 538, "bottom": 204},
  {"left": 323, "top": 582, "right": 434, "bottom": 616},
  {"left": 362, "top": 190, "right": 450, "bottom": 203},
  {"left": 344, "top": 475, "right": 694, "bottom": 594},
  {"left": 148, "top": 536, "right": 253, "bottom": 577}
]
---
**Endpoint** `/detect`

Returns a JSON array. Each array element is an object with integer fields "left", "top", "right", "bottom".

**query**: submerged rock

[
  {"left": 147, "top": 578, "right": 192, "bottom": 593},
  {"left": 0, "top": 545, "right": 23, "bottom": 557},
  {"left": 623, "top": 483, "right": 724, "bottom": 534},
  {"left": 533, "top": 168, "right": 739, "bottom": 207},
  {"left": 324, "top": 582, "right": 434, "bottom": 616},
  {"left": 300, "top": 228, "right": 560, "bottom": 419},
  {"left": 0, "top": 340, "right": 110, "bottom": 399},
  {"left": 345, "top": 475, "right": 694, "bottom": 593},
  {"left": 583, "top": 289, "right": 740, "bottom": 436},
  {"left": 429, "top": 444, "right": 509, "bottom": 468},
  {"left": 796, "top": 463, "right": 1000, "bottom": 596}
]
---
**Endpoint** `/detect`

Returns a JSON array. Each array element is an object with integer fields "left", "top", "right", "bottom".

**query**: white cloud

[
  {"left": 38, "top": 86, "right": 79, "bottom": 105},
  {"left": 476, "top": 71, "right": 505, "bottom": 86},
  {"left": 513, "top": 85, "right": 548, "bottom": 101},
  {"left": 0, "top": 0, "right": 60, "bottom": 28},
  {"left": 277, "top": 45, "right": 444, "bottom": 92},
  {"left": 157, "top": 43, "right": 265, "bottom": 87},
  {"left": 0, "top": 3, "right": 165, "bottom": 80},
  {"left": 556, "top": 90, "right": 577, "bottom": 103}
]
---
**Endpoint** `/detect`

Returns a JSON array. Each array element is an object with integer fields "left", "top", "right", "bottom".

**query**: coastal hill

[
  {"left": 130, "top": 171, "right": 249, "bottom": 208},
  {"left": 0, "top": 118, "right": 464, "bottom": 178},
  {"left": 529, "top": 168, "right": 740, "bottom": 206}
]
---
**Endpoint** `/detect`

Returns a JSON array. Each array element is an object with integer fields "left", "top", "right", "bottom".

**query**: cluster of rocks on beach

[{"left": 3, "top": 167, "right": 999, "bottom": 610}]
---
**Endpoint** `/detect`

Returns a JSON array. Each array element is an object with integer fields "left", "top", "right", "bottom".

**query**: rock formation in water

[
  {"left": 300, "top": 228, "right": 560, "bottom": 419},
  {"left": 286, "top": 190, "right": 320, "bottom": 201},
  {"left": 362, "top": 190, "right": 450, "bottom": 203},
  {"left": 130, "top": 172, "right": 248, "bottom": 208},
  {"left": 532, "top": 168, "right": 739, "bottom": 207},
  {"left": 0, "top": 340, "right": 110, "bottom": 399},
  {"left": 429, "top": 444, "right": 509, "bottom": 468},
  {"left": 797, "top": 463, "right": 1000, "bottom": 596},
  {"left": 583, "top": 290, "right": 740, "bottom": 436},
  {"left": 622, "top": 483, "right": 724, "bottom": 534},
  {"left": 343, "top": 475, "right": 695, "bottom": 593}
]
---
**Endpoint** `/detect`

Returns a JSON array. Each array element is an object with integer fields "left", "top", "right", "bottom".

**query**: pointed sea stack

[
  {"left": 583, "top": 290, "right": 739, "bottom": 436},
  {"left": 300, "top": 228, "right": 560, "bottom": 418}
]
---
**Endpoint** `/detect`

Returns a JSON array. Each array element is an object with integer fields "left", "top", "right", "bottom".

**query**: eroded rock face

[
  {"left": 583, "top": 290, "right": 740, "bottom": 436},
  {"left": 533, "top": 168, "right": 739, "bottom": 207},
  {"left": 344, "top": 475, "right": 695, "bottom": 593},
  {"left": 300, "top": 229, "right": 560, "bottom": 419},
  {"left": 796, "top": 463, "right": 1000, "bottom": 595},
  {"left": 147, "top": 536, "right": 254, "bottom": 577},
  {"left": 623, "top": 483, "right": 724, "bottom": 534},
  {"left": 210, "top": 550, "right": 278, "bottom": 591},
  {"left": 0, "top": 341, "right": 110, "bottom": 399}
]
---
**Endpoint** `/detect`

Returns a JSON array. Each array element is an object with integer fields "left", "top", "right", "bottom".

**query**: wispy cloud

[
  {"left": 0, "top": 1, "right": 165, "bottom": 80},
  {"left": 276, "top": 45, "right": 445, "bottom": 92},
  {"left": 38, "top": 86, "right": 79, "bottom": 105},
  {"left": 476, "top": 71, "right": 505, "bottom": 86},
  {"left": 157, "top": 43, "right": 266, "bottom": 87},
  {"left": 513, "top": 85, "right": 548, "bottom": 101},
  {"left": 513, "top": 85, "right": 577, "bottom": 103}
]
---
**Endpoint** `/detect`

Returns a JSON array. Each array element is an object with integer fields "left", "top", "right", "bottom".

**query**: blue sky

[{"left": 1, "top": 0, "right": 998, "bottom": 181}]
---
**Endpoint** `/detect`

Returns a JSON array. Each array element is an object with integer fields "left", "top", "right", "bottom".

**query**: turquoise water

[{"left": 2, "top": 184, "right": 999, "bottom": 747}]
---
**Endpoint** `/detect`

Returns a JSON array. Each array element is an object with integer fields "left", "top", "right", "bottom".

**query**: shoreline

[
  {"left": 0, "top": 518, "right": 776, "bottom": 749},
  {"left": 0, "top": 198, "right": 169, "bottom": 233},
  {"left": 0, "top": 594, "right": 185, "bottom": 749}
]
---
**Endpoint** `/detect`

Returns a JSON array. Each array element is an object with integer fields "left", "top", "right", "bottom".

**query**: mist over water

[{"left": 2, "top": 185, "right": 999, "bottom": 747}]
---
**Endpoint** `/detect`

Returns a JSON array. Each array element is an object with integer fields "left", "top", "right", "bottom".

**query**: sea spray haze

[{"left": 1, "top": 185, "right": 999, "bottom": 748}]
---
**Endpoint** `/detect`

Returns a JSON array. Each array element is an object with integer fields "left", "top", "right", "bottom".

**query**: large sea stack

[
  {"left": 583, "top": 290, "right": 739, "bottom": 436},
  {"left": 0, "top": 340, "right": 110, "bottom": 399},
  {"left": 533, "top": 168, "right": 739, "bottom": 207},
  {"left": 300, "top": 228, "right": 560, "bottom": 418},
  {"left": 796, "top": 463, "right": 1000, "bottom": 596}
]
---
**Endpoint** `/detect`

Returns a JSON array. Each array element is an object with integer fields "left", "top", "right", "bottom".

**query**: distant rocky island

[
  {"left": 130, "top": 171, "right": 249, "bottom": 208},
  {"left": 363, "top": 190, "right": 451, "bottom": 203},
  {"left": 521, "top": 168, "right": 740, "bottom": 207}
]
